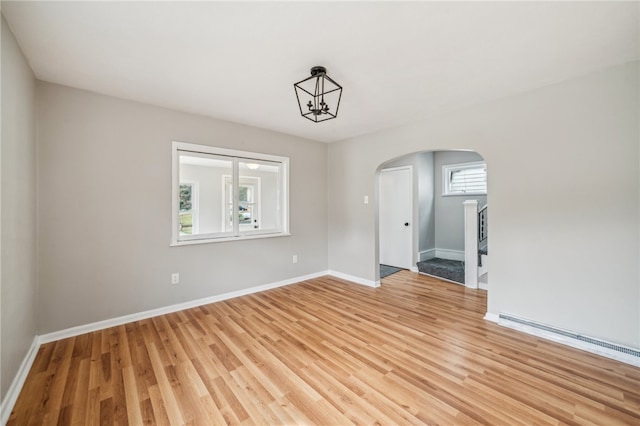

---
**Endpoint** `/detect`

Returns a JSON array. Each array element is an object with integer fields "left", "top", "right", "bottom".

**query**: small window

[
  {"left": 172, "top": 142, "right": 289, "bottom": 245},
  {"left": 443, "top": 161, "right": 487, "bottom": 196}
]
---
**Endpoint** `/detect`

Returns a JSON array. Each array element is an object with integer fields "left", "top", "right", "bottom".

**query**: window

[
  {"left": 172, "top": 142, "right": 289, "bottom": 245},
  {"left": 179, "top": 182, "right": 198, "bottom": 235},
  {"left": 223, "top": 176, "right": 260, "bottom": 232},
  {"left": 443, "top": 161, "right": 487, "bottom": 196}
]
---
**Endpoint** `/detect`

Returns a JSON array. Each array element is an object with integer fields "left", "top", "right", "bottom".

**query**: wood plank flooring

[{"left": 8, "top": 271, "right": 640, "bottom": 425}]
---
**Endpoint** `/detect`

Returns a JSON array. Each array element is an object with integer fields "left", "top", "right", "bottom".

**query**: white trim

[
  {"left": 435, "top": 248, "right": 465, "bottom": 261},
  {"left": 380, "top": 165, "right": 412, "bottom": 173},
  {"left": 419, "top": 249, "right": 436, "bottom": 261},
  {"left": 36, "top": 269, "right": 379, "bottom": 343},
  {"left": 173, "top": 141, "right": 288, "bottom": 164},
  {"left": 1, "top": 337, "right": 40, "bottom": 425},
  {"left": 0, "top": 270, "right": 380, "bottom": 420},
  {"left": 484, "top": 312, "right": 500, "bottom": 323},
  {"left": 379, "top": 165, "right": 414, "bottom": 270},
  {"left": 39, "top": 270, "right": 327, "bottom": 344},
  {"left": 497, "top": 314, "right": 640, "bottom": 367},
  {"left": 170, "top": 231, "right": 291, "bottom": 246},
  {"left": 171, "top": 141, "right": 290, "bottom": 246},
  {"left": 409, "top": 266, "right": 419, "bottom": 273},
  {"left": 328, "top": 270, "right": 380, "bottom": 288}
]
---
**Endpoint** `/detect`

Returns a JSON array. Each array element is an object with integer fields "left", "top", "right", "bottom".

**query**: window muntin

[
  {"left": 443, "top": 161, "right": 487, "bottom": 196},
  {"left": 172, "top": 142, "right": 289, "bottom": 245}
]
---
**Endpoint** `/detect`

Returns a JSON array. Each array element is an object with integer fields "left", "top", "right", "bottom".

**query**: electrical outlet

[
  {"left": 171, "top": 273, "right": 180, "bottom": 284},
  {"left": 292, "top": 255, "right": 298, "bottom": 264},
  {"left": 364, "top": 195, "right": 369, "bottom": 204}
]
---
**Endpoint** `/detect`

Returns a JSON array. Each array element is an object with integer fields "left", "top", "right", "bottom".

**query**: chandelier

[{"left": 294, "top": 66, "right": 342, "bottom": 123}]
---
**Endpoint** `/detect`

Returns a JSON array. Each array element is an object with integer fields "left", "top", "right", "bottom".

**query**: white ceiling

[{"left": 2, "top": 1, "right": 638, "bottom": 143}]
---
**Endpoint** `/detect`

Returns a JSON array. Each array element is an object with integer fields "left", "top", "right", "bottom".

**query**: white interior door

[{"left": 379, "top": 167, "right": 413, "bottom": 269}]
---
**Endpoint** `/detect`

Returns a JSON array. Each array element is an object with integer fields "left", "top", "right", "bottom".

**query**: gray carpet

[
  {"left": 416, "top": 258, "right": 465, "bottom": 284},
  {"left": 380, "top": 264, "right": 402, "bottom": 279}
]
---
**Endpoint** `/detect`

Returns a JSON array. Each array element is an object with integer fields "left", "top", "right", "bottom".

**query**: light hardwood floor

[{"left": 8, "top": 271, "right": 640, "bottom": 425}]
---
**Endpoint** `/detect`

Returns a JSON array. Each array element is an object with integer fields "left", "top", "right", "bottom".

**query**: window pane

[
  {"left": 179, "top": 212, "right": 193, "bottom": 235},
  {"left": 179, "top": 184, "right": 193, "bottom": 211},
  {"left": 446, "top": 163, "right": 487, "bottom": 194},
  {"left": 239, "top": 204, "right": 255, "bottom": 225},
  {"left": 179, "top": 151, "right": 232, "bottom": 236},
  {"left": 173, "top": 142, "right": 289, "bottom": 245},
  {"left": 239, "top": 159, "right": 281, "bottom": 233},
  {"left": 239, "top": 185, "right": 254, "bottom": 203}
]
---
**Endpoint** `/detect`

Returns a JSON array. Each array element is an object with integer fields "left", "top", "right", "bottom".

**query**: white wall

[
  {"left": 434, "top": 151, "right": 487, "bottom": 252},
  {"left": 1, "top": 15, "right": 38, "bottom": 400},
  {"left": 328, "top": 61, "right": 640, "bottom": 348},
  {"left": 37, "top": 82, "right": 328, "bottom": 334}
]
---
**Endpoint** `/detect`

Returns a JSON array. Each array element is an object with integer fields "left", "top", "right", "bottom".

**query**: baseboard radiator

[{"left": 498, "top": 314, "right": 640, "bottom": 359}]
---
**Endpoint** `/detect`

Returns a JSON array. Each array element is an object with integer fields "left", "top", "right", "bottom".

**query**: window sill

[
  {"left": 442, "top": 192, "right": 487, "bottom": 197},
  {"left": 170, "top": 232, "right": 291, "bottom": 247}
]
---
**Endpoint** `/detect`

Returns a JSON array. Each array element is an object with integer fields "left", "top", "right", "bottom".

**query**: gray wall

[
  {"left": 328, "top": 61, "right": 639, "bottom": 348},
  {"left": 37, "top": 82, "right": 328, "bottom": 334},
  {"left": 434, "top": 151, "right": 487, "bottom": 252},
  {"left": 417, "top": 152, "right": 435, "bottom": 256},
  {"left": 1, "top": 15, "right": 38, "bottom": 400}
]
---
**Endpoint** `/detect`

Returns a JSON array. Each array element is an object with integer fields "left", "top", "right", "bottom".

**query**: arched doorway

[{"left": 376, "top": 150, "right": 488, "bottom": 290}]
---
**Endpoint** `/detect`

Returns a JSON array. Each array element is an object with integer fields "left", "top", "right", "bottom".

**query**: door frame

[{"left": 378, "top": 165, "right": 415, "bottom": 271}]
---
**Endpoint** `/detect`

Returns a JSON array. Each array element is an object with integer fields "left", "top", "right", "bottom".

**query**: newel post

[{"left": 463, "top": 200, "right": 478, "bottom": 289}]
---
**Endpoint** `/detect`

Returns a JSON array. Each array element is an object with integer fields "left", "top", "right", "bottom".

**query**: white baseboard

[
  {"left": 484, "top": 312, "right": 500, "bottom": 323},
  {"left": 3, "top": 269, "right": 379, "bottom": 420},
  {"left": 1, "top": 336, "right": 40, "bottom": 425},
  {"left": 435, "top": 249, "right": 465, "bottom": 261},
  {"left": 39, "top": 269, "right": 383, "bottom": 344},
  {"left": 496, "top": 314, "right": 640, "bottom": 367},
  {"left": 39, "top": 270, "right": 329, "bottom": 344},
  {"left": 328, "top": 270, "right": 380, "bottom": 288},
  {"left": 419, "top": 249, "right": 436, "bottom": 261}
]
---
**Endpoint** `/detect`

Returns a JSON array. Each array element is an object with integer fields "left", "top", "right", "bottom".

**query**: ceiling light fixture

[{"left": 294, "top": 66, "right": 342, "bottom": 123}]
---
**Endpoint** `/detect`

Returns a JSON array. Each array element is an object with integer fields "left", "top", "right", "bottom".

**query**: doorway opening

[{"left": 377, "top": 150, "right": 488, "bottom": 289}]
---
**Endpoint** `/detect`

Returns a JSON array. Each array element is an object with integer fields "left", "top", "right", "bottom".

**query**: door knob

[{"left": 404, "top": 222, "right": 409, "bottom": 226}]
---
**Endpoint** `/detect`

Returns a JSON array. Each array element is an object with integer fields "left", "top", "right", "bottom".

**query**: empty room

[{"left": 1, "top": 1, "right": 639, "bottom": 425}]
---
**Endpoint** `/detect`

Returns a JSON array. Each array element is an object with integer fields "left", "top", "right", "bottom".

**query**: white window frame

[
  {"left": 171, "top": 141, "right": 290, "bottom": 246},
  {"left": 442, "top": 161, "right": 487, "bottom": 196}
]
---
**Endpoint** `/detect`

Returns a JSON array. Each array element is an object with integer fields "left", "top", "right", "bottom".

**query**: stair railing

[
  {"left": 464, "top": 202, "right": 488, "bottom": 289},
  {"left": 478, "top": 204, "right": 488, "bottom": 244}
]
